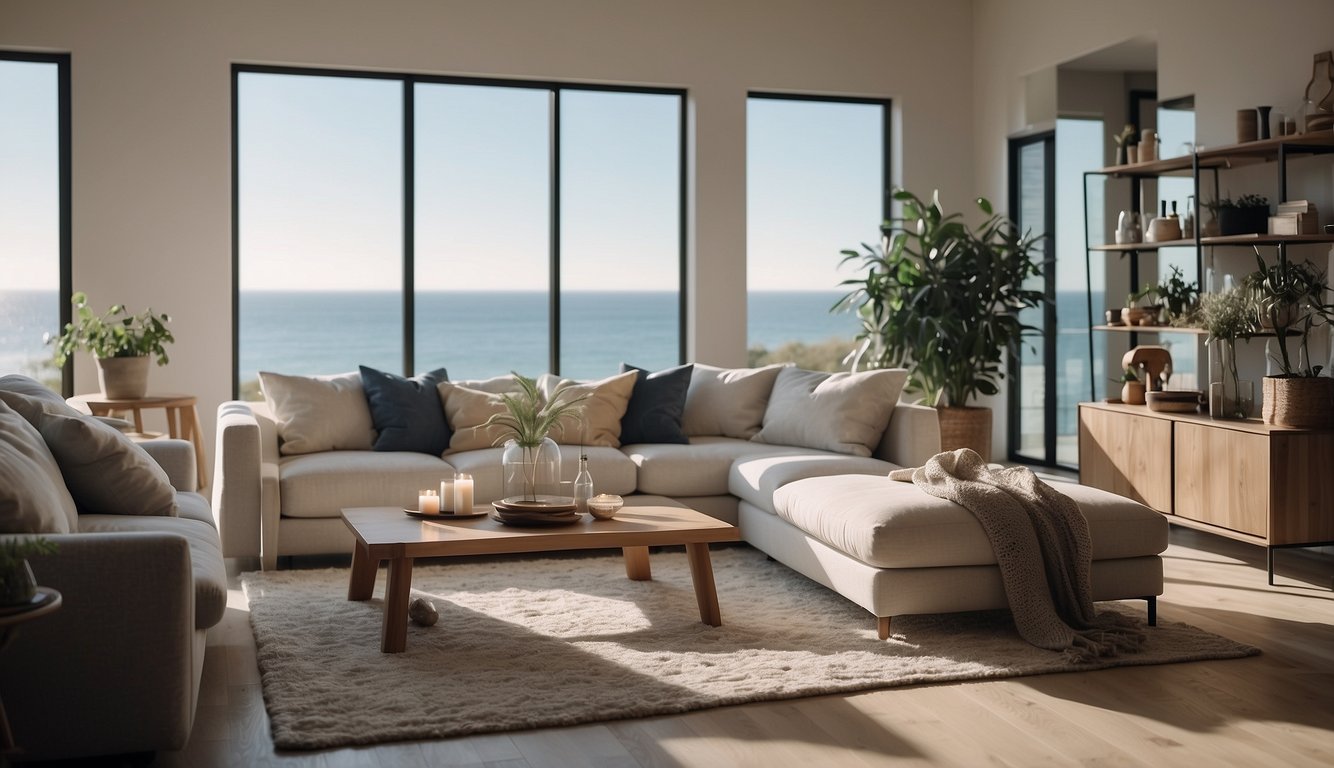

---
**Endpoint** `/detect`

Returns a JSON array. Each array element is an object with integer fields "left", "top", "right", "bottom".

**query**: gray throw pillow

[
  {"left": 752, "top": 367, "right": 909, "bottom": 456},
  {"left": 681, "top": 363, "right": 788, "bottom": 439},
  {"left": 0, "top": 390, "right": 178, "bottom": 517},
  {"left": 0, "top": 399, "right": 78, "bottom": 533}
]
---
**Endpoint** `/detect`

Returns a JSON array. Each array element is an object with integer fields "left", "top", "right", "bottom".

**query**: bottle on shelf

[{"left": 573, "top": 453, "right": 593, "bottom": 515}]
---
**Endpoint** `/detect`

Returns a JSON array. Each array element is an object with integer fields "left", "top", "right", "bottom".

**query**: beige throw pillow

[
  {"left": 536, "top": 371, "right": 638, "bottom": 447},
  {"left": 437, "top": 381, "right": 515, "bottom": 453},
  {"left": 259, "top": 371, "right": 376, "bottom": 455},
  {"left": 752, "top": 367, "right": 909, "bottom": 456},
  {"left": 0, "top": 390, "right": 178, "bottom": 517},
  {"left": 681, "top": 363, "right": 787, "bottom": 439},
  {"left": 0, "top": 399, "right": 78, "bottom": 533}
]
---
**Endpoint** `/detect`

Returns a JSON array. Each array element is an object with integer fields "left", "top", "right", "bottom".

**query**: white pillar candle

[
  {"left": 418, "top": 490, "right": 440, "bottom": 515},
  {"left": 453, "top": 473, "right": 474, "bottom": 514},
  {"left": 440, "top": 478, "right": 455, "bottom": 512}
]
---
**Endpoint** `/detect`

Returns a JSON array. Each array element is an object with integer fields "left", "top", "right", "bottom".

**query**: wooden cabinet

[{"left": 1079, "top": 401, "right": 1334, "bottom": 582}]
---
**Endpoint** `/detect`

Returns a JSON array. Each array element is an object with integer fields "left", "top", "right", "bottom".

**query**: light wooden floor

[{"left": 76, "top": 529, "right": 1334, "bottom": 767}]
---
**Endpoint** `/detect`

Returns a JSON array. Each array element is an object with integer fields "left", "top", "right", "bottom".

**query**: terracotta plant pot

[
  {"left": 1122, "top": 381, "right": 1146, "bottom": 405},
  {"left": 936, "top": 406, "right": 993, "bottom": 462},
  {"left": 96, "top": 355, "right": 150, "bottom": 399}
]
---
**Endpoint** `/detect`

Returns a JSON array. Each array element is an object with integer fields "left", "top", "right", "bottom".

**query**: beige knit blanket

[{"left": 889, "top": 449, "right": 1145, "bottom": 660}]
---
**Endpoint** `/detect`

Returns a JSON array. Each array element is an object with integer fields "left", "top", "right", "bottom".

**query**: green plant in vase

[
  {"left": 483, "top": 374, "right": 588, "bottom": 503},
  {"left": 1155, "top": 265, "right": 1202, "bottom": 326},
  {"left": 1245, "top": 249, "right": 1328, "bottom": 376},
  {"left": 1197, "top": 287, "right": 1257, "bottom": 419},
  {"left": 0, "top": 537, "right": 57, "bottom": 605}
]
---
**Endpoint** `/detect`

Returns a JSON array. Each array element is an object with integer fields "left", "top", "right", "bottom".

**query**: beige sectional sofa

[
  {"left": 213, "top": 364, "right": 1167, "bottom": 636},
  {"left": 0, "top": 375, "right": 227, "bottom": 761}
]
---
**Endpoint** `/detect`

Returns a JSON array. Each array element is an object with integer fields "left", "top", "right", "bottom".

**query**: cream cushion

[
  {"left": 729, "top": 452, "right": 898, "bottom": 515},
  {"left": 770, "top": 474, "right": 1169, "bottom": 569},
  {"left": 682, "top": 363, "right": 787, "bottom": 439},
  {"left": 452, "top": 374, "right": 521, "bottom": 394},
  {"left": 259, "top": 371, "right": 376, "bottom": 455},
  {"left": 278, "top": 451, "right": 455, "bottom": 518},
  {"left": 0, "top": 399, "right": 77, "bottom": 533},
  {"left": 438, "top": 382, "right": 513, "bottom": 453},
  {"left": 625, "top": 436, "right": 813, "bottom": 497},
  {"left": 536, "top": 371, "right": 638, "bottom": 447},
  {"left": 752, "top": 367, "right": 908, "bottom": 457},
  {"left": 0, "top": 390, "right": 177, "bottom": 517}
]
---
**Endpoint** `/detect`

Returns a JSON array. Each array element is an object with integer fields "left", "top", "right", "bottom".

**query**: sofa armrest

[
  {"left": 213, "top": 401, "right": 277, "bottom": 560},
  {"left": 0, "top": 532, "right": 197, "bottom": 758},
  {"left": 874, "top": 402, "right": 941, "bottom": 468},
  {"left": 139, "top": 437, "right": 197, "bottom": 492}
]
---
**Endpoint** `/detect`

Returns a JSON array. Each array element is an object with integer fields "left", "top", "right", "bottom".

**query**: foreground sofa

[
  {"left": 214, "top": 363, "right": 1166, "bottom": 635},
  {"left": 0, "top": 375, "right": 227, "bottom": 761}
]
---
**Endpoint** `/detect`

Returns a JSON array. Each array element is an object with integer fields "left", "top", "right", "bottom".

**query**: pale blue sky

[{"left": 0, "top": 59, "right": 60, "bottom": 291}]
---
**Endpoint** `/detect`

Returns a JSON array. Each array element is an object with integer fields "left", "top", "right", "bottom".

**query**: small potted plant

[
  {"left": 1112, "top": 123, "right": 1137, "bottom": 165},
  {"left": 1210, "top": 194, "right": 1270, "bottom": 236},
  {"left": 1122, "top": 283, "right": 1161, "bottom": 326},
  {"left": 46, "top": 291, "right": 174, "bottom": 399},
  {"left": 0, "top": 537, "right": 57, "bottom": 606},
  {"left": 1246, "top": 249, "right": 1333, "bottom": 427},
  {"left": 1119, "top": 366, "right": 1145, "bottom": 405},
  {"left": 1197, "top": 287, "right": 1258, "bottom": 419},
  {"left": 1155, "top": 265, "right": 1202, "bottom": 326}
]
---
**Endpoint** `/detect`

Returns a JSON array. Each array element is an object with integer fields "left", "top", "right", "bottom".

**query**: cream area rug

[{"left": 242, "top": 546, "right": 1257, "bottom": 750}]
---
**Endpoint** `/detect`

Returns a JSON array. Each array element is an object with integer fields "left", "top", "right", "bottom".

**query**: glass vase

[
  {"left": 0, "top": 560, "right": 37, "bottom": 606},
  {"left": 1209, "top": 339, "right": 1252, "bottom": 419},
  {"left": 501, "top": 437, "right": 562, "bottom": 503}
]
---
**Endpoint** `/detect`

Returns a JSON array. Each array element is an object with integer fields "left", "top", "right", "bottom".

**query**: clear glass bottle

[{"left": 573, "top": 453, "right": 594, "bottom": 515}]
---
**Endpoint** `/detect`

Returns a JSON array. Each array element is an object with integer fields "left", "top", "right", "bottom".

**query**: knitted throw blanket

[{"left": 889, "top": 449, "right": 1145, "bottom": 660}]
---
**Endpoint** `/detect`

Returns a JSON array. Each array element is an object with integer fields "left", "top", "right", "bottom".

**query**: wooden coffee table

[{"left": 341, "top": 496, "right": 740, "bottom": 652}]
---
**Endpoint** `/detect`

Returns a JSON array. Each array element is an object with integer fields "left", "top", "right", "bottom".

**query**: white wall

[
  {"left": 975, "top": 0, "right": 1334, "bottom": 457},
  {"left": 0, "top": 0, "right": 975, "bottom": 467}
]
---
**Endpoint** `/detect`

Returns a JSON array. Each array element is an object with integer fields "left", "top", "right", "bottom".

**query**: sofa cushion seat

[
  {"left": 279, "top": 451, "right": 454, "bottom": 518},
  {"left": 78, "top": 504, "right": 228, "bottom": 629},
  {"left": 625, "top": 436, "right": 815, "bottom": 497},
  {"left": 447, "top": 446, "right": 637, "bottom": 503},
  {"left": 730, "top": 453, "right": 899, "bottom": 514},
  {"left": 771, "top": 474, "right": 1168, "bottom": 569}
]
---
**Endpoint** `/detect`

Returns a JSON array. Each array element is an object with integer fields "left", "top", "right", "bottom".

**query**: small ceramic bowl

[{"left": 587, "top": 494, "right": 624, "bottom": 520}]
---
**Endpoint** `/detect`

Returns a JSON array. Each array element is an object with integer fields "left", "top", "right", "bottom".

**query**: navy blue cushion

[
  {"left": 359, "top": 366, "right": 451, "bottom": 455},
  {"left": 618, "top": 363, "right": 693, "bottom": 445}
]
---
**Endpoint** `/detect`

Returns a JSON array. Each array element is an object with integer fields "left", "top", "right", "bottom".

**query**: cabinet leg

[{"left": 1267, "top": 547, "right": 1275, "bottom": 586}]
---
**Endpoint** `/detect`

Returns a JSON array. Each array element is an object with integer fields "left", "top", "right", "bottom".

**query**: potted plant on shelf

[
  {"left": 1156, "top": 265, "right": 1202, "bottom": 327},
  {"left": 835, "top": 188, "right": 1046, "bottom": 461},
  {"left": 0, "top": 537, "right": 57, "bottom": 606},
  {"left": 1122, "top": 283, "right": 1162, "bottom": 327},
  {"left": 1197, "top": 286, "right": 1258, "bottom": 419},
  {"left": 483, "top": 374, "right": 588, "bottom": 504},
  {"left": 46, "top": 291, "right": 174, "bottom": 400},
  {"left": 1118, "top": 366, "right": 1146, "bottom": 405},
  {"left": 1246, "top": 249, "right": 1334, "bottom": 427},
  {"left": 1210, "top": 194, "right": 1270, "bottom": 236}
]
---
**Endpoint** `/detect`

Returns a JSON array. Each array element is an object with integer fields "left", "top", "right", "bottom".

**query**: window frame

[
  {"left": 0, "top": 50, "right": 72, "bottom": 395},
  {"left": 231, "top": 64, "right": 687, "bottom": 396}
]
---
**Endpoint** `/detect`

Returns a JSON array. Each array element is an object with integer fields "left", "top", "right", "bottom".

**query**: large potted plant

[
  {"left": 46, "top": 291, "right": 174, "bottom": 399},
  {"left": 483, "top": 374, "right": 588, "bottom": 504},
  {"left": 835, "top": 189, "right": 1046, "bottom": 460},
  {"left": 1246, "top": 250, "right": 1333, "bottom": 427}
]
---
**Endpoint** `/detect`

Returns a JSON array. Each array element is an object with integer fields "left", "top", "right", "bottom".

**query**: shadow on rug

[{"left": 241, "top": 545, "right": 1257, "bottom": 750}]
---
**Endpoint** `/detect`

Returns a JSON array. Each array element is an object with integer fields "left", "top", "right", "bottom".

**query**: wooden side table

[
  {"left": 67, "top": 393, "right": 209, "bottom": 489},
  {"left": 0, "top": 587, "right": 62, "bottom": 754}
]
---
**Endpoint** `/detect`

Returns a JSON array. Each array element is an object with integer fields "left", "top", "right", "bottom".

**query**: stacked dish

[{"left": 491, "top": 496, "right": 580, "bottom": 526}]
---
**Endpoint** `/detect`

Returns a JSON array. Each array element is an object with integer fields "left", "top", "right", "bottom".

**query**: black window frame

[
  {"left": 1, "top": 50, "right": 72, "bottom": 395},
  {"left": 231, "top": 64, "right": 688, "bottom": 397}
]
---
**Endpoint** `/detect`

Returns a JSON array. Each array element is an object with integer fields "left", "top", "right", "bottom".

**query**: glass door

[{"left": 1007, "top": 131, "right": 1055, "bottom": 465}]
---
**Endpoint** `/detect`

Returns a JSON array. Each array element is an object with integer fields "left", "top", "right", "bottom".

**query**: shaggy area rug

[{"left": 242, "top": 545, "right": 1257, "bottom": 750}]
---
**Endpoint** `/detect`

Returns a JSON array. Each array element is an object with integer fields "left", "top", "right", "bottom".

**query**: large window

[
  {"left": 235, "top": 67, "right": 684, "bottom": 396},
  {"left": 746, "top": 94, "right": 890, "bottom": 371},
  {"left": 0, "top": 53, "right": 69, "bottom": 393}
]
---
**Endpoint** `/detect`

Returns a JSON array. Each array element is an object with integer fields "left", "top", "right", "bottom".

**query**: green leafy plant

[
  {"left": 1198, "top": 287, "right": 1258, "bottom": 407},
  {"left": 1156, "top": 265, "right": 1202, "bottom": 325},
  {"left": 1207, "top": 193, "right": 1270, "bottom": 211},
  {"left": 1117, "top": 365, "right": 1139, "bottom": 383},
  {"left": 46, "top": 291, "right": 174, "bottom": 367},
  {"left": 1246, "top": 249, "right": 1329, "bottom": 376},
  {"left": 834, "top": 188, "right": 1047, "bottom": 407},
  {"left": 483, "top": 374, "right": 589, "bottom": 448},
  {"left": 1113, "top": 124, "right": 1137, "bottom": 148},
  {"left": 0, "top": 537, "right": 57, "bottom": 568}
]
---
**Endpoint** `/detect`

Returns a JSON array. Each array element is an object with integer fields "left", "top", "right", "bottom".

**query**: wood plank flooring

[{"left": 50, "top": 528, "right": 1334, "bottom": 767}]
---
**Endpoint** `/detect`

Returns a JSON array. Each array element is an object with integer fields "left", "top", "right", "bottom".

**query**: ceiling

[{"left": 1060, "top": 33, "right": 1158, "bottom": 72}]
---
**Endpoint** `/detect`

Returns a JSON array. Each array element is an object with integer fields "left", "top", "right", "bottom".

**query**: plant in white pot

[
  {"left": 46, "top": 291, "right": 174, "bottom": 400},
  {"left": 835, "top": 189, "right": 1046, "bottom": 460},
  {"left": 1246, "top": 249, "right": 1333, "bottom": 427},
  {"left": 483, "top": 374, "right": 588, "bottom": 504}
]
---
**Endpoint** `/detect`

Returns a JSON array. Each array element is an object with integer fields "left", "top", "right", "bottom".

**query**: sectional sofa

[
  {"left": 214, "top": 363, "right": 1167, "bottom": 636},
  {"left": 0, "top": 375, "right": 226, "bottom": 760}
]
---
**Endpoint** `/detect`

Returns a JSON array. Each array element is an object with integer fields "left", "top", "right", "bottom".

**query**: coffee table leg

[
  {"left": 623, "top": 546, "right": 651, "bottom": 581},
  {"left": 382, "top": 557, "right": 414, "bottom": 653},
  {"left": 685, "top": 542, "right": 722, "bottom": 627},
  {"left": 348, "top": 539, "right": 377, "bottom": 601}
]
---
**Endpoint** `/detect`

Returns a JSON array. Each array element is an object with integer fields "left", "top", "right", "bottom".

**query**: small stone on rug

[{"left": 409, "top": 597, "right": 438, "bottom": 627}]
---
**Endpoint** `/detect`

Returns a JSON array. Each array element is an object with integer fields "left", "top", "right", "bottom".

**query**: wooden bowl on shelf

[{"left": 1146, "top": 390, "right": 1205, "bottom": 413}]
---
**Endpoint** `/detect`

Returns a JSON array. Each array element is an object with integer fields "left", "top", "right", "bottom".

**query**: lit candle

[
  {"left": 418, "top": 490, "right": 440, "bottom": 515},
  {"left": 453, "top": 473, "right": 474, "bottom": 514},
  {"left": 440, "top": 477, "right": 455, "bottom": 513}
]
